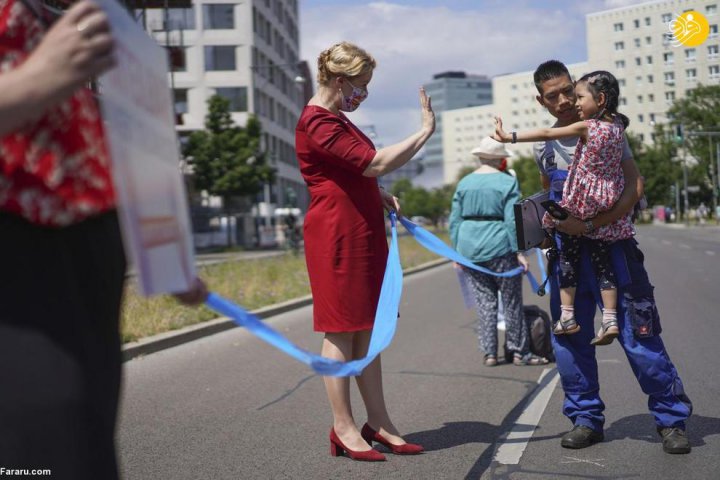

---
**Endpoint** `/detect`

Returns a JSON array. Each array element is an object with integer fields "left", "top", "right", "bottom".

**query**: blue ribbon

[
  {"left": 205, "top": 212, "right": 544, "bottom": 377},
  {"left": 397, "top": 216, "right": 542, "bottom": 292}
]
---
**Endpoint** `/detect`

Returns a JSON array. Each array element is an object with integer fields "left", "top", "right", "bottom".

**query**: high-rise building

[
  {"left": 422, "top": 71, "right": 493, "bottom": 185},
  {"left": 137, "top": 0, "right": 308, "bottom": 245}
]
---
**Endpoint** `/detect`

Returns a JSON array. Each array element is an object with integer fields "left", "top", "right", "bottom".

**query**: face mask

[{"left": 339, "top": 80, "right": 368, "bottom": 112}]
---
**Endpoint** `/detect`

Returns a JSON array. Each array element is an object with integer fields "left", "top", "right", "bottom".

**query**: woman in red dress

[{"left": 295, "top": 42, "right": 435, "bottom": 461}]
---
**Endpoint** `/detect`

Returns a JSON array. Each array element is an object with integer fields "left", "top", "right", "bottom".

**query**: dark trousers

[
  {"left": 0, "top": 211, "right": 126, "bottom": 480},
  {"left": 557, "top": 232, "right": 616, "bottom": 291}
]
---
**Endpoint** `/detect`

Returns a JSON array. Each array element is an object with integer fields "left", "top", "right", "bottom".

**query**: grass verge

[{"left": 121, "top": 231, "right": 450, "bottom": 343}]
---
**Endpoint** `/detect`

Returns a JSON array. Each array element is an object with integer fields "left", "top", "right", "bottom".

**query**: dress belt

[{"left": 462, "top": 215, "right": 503, "bottom": 221}]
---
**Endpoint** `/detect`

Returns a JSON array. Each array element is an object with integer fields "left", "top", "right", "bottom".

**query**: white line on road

[
  {"left": 493, "top": 368, "right": 560, "bottom": 465},
  {"left": 707, "top": 251, "right": 717, "bottom": 256},
  {"left": 679, "top": 243, "right": 691, "bottom": 250},
  {"left": 661, "top": 240, "right": 672, "bottom": 246}
]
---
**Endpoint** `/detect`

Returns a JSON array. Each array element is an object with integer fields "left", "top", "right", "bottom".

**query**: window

[
  {"left": 166, "top": 7, "right": 195, "bottom": 30},
  {"left": 686, "top": 68, "right": 697, "bottom": 81},
  {"left": 685, "top": 48, "right": 696, "bottom": 61},
  {"left": 664, "top": 71, "right": 675, "bottom": 84},
  {"left": 215, "top": 87, "right": 247, "bottom": 112},
  {"left": 615, "top": 41, "right": 625, "bottom": 50},
  {"left": 707, "top": 4, "right": 717, "bottom": 16},
  {"left": 166, "top": 46, "right": 187, "bottom": 71},
  {"left": 638, "top": 114, "right": 644, "bottom": 123},
  {"left": 662, "top": 32, "right": 673, "bottom": 45},
  {"left": 649, "top": 113, "right": 656, "bottom": 122},
  {"left": 204, "top": 46, "right": 236, "bottom": 70},
  {"left": 710, "top": 65, "right": 720, "bottom": 78},
  {"left": 634, "top": 19, "right": 640, "bottom": 28},
  {"left": 614, "top": 22, "right": 624, "bottom": 31},
  {"left": 637, "top": 95, "right": 643, "bottom": 104},
  {"left": 615, "top": 60, "right": 626, "bottom": 69},
  {"left": 709, "top": 44, "right": 719, "bottom": 58},
  {"left": 711, "top": 24, "right": 719, "bottom": 37},
  {"left": 645, "top": 17, "right": 651, "bottom": 26},
  {"left": 663, "top": 51, "right": 674, "bottom": 64},
  {"left": 648, "top": 93, "right": 655, "bottom": 102},
  {"left": 636, "top": 75, "right": 643, "bottom": 86},
  {"left": 646, "top": 36, "right": 652, "bottom": 45},
  {"left": 662, "top": 13, "right": 672, "bottom": 23},
  {"left": 634, "top": 38, "right": 641, "bottom": 47},
  {"left": 620, "top": 97, "right": 627, "bottom": 106},
  {"left": 619, "top": 78, "right": 626, "bottom": 86},
  {"left": 646, "top": 55, "right": 653, "bottom": 64},
  {"left": 665, "top": 91, "right": 676, "bottom": 103},
  {"left": 203, "top": 4, "right": 234, "bottom": 29},
  {"left": 173, "top": 89, "right": 188, "bottom": 114},
  {"left": 635, "top": 57, "right": 642, "bottom": 66}
]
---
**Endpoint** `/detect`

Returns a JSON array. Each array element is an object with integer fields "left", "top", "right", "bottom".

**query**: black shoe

[
  {"left": 657, "top": 427, "right": 691, "bottom": 454},
  {"left": 561, "top": 425, "right": 604, "bottom": 449}
]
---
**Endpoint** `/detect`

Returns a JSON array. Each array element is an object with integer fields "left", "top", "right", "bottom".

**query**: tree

[
  {"left": 667, "top": 84, "right": 720, "bottom": 206},
  {"left": 627, "top": 131, "right": 682, "bottom": 208},
  {"left": 511, "top": 156, "right": 543, "bottom": 197},
  {"left": 184, "top": 95, "right": 275, "bottom": 210}
]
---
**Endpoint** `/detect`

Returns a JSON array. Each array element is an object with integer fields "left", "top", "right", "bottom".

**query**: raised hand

[
  {"left": 492, "top": 116, "right": 509, "bottom": 143},
  {"left": 419, "top": 87, "right": 435, "bottom": 136}
]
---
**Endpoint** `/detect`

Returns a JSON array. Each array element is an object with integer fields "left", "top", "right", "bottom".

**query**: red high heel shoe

[
  {"left": 361, "top": 423, "right": 424, "bottom": 455},
  {"left": 329, "top": 428, "right": 386, "bottom": 462}
]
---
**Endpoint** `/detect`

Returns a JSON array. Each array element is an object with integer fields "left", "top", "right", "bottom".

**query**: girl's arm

[{"left": 492, "top": 116, "right": 587, "bottom": 144}]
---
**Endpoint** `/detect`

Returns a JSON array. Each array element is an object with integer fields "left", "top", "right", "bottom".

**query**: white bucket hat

[{"left": 471, "top": 136, "right": 513, "bottom": 159}]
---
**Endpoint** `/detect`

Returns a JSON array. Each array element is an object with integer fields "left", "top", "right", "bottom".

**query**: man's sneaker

[
  {"left": 658, "top": 427, "right": 691, "bottom": 454},
  {"left": 561, "top": 425, "right": 604, "bottom": 449}
]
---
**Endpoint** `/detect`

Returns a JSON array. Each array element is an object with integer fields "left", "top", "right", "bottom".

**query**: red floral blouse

[{"left": 0, "top": 0, "right": 115, "bottom": 227}]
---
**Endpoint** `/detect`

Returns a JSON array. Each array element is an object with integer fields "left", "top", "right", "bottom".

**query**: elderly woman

[
  {"left": 295, "top": 41, "right": 434, "bottom": 461},
  {"left": 449, "top": 137, "right": 548, "bottom": 367}
]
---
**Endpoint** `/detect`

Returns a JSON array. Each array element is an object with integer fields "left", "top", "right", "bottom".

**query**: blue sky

[{"left": 299, "top": 0, "right": 649, "bottom": 145}]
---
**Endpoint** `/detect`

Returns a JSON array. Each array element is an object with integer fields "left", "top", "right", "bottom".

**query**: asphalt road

[{"left": 117, "top": 224, "right": 720, "bottom": 479}]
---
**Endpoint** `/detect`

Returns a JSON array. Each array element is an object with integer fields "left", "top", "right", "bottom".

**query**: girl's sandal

[
  {"left": 590, "top": 320, "right": 619, "bottom": 346},
  {"left": 513, "top": 353, "right": 550, "bottom": 366},
  {"left": 553, "top": 317, "right": 581, "bottom": 335},
  {"left": 484, "top": 354, "right": 498, "bottom": 367}
]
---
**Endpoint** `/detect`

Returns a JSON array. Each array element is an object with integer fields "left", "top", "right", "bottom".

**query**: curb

[{"left": 121, "top": 257, "right": 451, "bottom": 362}]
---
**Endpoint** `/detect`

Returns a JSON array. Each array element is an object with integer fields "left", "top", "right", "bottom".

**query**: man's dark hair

[{"left": 533, "top": 60, "right": 571, "bottom": 94}]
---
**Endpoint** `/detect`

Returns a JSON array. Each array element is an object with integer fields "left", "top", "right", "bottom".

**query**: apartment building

[
  {"left": 441, "top": 0, "right": 720, "bottom": 185},
  {"left": 138, "top": 0, "right": 307, "bottom": 219},
  {"left": 587, "top": 0, "right": 720, "bottom": 143}
]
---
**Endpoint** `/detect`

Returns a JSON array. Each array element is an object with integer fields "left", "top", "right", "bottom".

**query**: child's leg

[
  {"left": 555, "top": 233, "right": 581, "bottom": 335},
  {"left": 589, "top": 240, "right": 620, "bottom": 346}
]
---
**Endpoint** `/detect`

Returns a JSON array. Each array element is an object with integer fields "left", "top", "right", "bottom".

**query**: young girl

[{"left": 493, "top": 70, "right": 635, "bottom": 346}]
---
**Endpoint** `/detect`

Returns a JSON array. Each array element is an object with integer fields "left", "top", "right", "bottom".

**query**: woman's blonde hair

[{"left": 317, "top": 42, "right": 376, "bottom": 85}]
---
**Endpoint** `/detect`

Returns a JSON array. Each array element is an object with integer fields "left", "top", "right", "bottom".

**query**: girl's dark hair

[{"left": 577, "top": 70, "right": 629, "bottom": 129}]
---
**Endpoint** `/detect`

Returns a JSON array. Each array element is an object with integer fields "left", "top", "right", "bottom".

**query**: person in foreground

[
  {"left": 295, "top": 41, "right": 434, "bottom": 461},
  {"left": 502, "top": 60, "right": 692, "bottom": 454},
  {"left": 495, "top": 71, "right": 633, "bottom": 347},
  {"left": 0, "top": 2, "right": 207, "bottom": 478},
  {"left": 448, "top": 137, "right": 548, "bottom": 367}
]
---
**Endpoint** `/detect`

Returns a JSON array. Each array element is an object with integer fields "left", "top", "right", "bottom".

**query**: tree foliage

[
  {"left": 184, "top": 96, "right": 275, "bottom": 208},
  {"left": 666, "top": 84, "right": 720, "bottom": 206},
  {"left": 390, "top": 179, "right": 453, "bottom": 227},
  {"left": 510, "top": 156, "right": 543, "bottom": 198}
]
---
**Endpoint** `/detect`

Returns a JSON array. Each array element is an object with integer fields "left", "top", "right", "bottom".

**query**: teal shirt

[{"left": 448, "top": 172, "right": 521, "bottom": 263}]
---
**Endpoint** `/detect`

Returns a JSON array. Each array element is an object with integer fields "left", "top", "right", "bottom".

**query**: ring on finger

[{"left": 77, "top": 20, "right": 91, "bottom": 34}]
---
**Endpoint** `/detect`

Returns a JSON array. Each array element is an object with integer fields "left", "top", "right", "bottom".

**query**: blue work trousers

[{"left": 549, "top": 236, "right": 692, "bottom": 433}]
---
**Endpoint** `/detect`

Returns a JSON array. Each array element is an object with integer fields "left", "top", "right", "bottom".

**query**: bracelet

[{"left": 511, "top": 131, "right": 517, "bottom": 144}]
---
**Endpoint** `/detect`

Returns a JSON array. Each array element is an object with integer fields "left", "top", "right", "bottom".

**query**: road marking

[
  {"left": 661, "top": 240, "right": 672, "bottom": 246},
  {"left": 679, "top": 243, "right": 691, "bottom": 250},
  {"left": 561, "top": 456, "right": 606, "bottom": 468},
  {"left": 493, "top": 368, "right": 560, "bottom": 465},
  {"left": 707, "top": 251, "right": 716, "bottom": 256}
]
